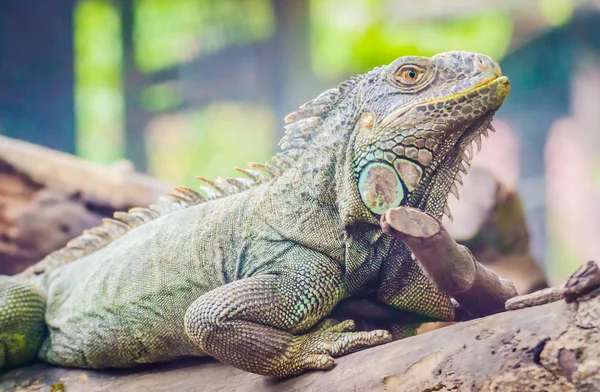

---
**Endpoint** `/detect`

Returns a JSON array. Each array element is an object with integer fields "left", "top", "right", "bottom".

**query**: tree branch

[{"left": 381, "top": 206, "right": 518, "bottom": 319}]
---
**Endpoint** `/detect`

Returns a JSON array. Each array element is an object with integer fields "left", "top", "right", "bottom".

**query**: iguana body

[{"left": 0, "top": 51, "right": 510, "bottom": 377}]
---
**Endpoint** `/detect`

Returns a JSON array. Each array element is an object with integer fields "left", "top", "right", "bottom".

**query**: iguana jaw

[{"left": 407, "top": 76, "right": 511, "bottom": 221}]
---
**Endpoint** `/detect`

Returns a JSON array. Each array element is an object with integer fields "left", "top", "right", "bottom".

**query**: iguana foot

[
  {"left": 0, "top": 280, "right": 46, "bottom": 370},
  {"left": 277, "top": 320, "right": 391, "bottom": 377}
]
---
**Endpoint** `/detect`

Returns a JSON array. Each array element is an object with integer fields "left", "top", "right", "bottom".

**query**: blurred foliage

[
  {"left": 74, "top": 0, "right": 277, "bottom": 175},
  {"left": 145, "top": 103, "right": 275, "bottom": 187},
  {"left": 134, "top": 0, "right": 275, "bottom": 73},
  {"left": 131, "top": 0, "right": 277, "bottom": 186},
  {"left": 309, "top": 0, "right": 513, "bottom": 80},
  {"left": 74, "top": 0, "right": 124, "bottom": 164},
  {"left": 539, "top": 0, "right": 573, "bottom": 26},
  {"left": 140, "top": 82, "right": 182, "bottom": 113}
]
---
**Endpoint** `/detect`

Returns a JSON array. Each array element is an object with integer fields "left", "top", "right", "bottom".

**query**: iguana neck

[{"left": 279, "top": 87, "right": 365, "bottom": 217}]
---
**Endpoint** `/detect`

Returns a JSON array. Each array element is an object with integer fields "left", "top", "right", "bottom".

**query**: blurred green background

[{"left": 1, "top": 0, "right": 600, "bottom": 283}]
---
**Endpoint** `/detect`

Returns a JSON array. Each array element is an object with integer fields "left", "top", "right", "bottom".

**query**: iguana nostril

[
  {"left": 473, "top": 54, "right": 503, "bottom": 78},
  {"left": 474, "top": 55, "right": 489, "bottom": 70}
]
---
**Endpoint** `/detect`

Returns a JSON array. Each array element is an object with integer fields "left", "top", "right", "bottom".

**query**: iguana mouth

[{"left": 407, "top": 76, "right": 510, "bottom": 220}]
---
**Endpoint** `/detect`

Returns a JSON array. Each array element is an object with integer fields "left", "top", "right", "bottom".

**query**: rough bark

[
  {"left": 0, "top": 135, "right": 169, "bottom": 274},
  {"left": 2, "top": 264, "right": 598, "bottom": 392}
]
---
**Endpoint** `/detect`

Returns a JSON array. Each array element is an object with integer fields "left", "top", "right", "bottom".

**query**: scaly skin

[
  {"left": 0, "top": 281, "right": 46, "bottom": 369},
  {"left": 0, "top": 51, "right": 509, "bottom": 377}
]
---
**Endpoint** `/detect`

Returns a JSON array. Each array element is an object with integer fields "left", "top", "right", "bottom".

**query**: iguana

[{"left": 0, "top": 51, "right": 510, "bottom": 378}]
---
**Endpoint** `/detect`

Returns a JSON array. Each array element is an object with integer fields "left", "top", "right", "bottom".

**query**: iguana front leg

[{"left": 183, "top": 253, "right": 391, "bottom": 377}]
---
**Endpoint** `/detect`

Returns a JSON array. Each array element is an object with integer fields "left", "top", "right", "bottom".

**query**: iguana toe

[
  {"left": 299, "top": 353, "right": 335, "bottom": 371},
  {"left": 277, "top": 323, "right": 391, "bottom": 377}
]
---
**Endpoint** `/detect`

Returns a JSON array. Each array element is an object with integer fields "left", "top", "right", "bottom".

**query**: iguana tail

[{"left": 0, "top": 277, "right": 46, "bottom": 370}]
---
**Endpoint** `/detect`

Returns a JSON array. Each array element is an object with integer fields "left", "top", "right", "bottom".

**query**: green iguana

[{"left": 0, "top": 51, "right": 510, "bottom": 378}]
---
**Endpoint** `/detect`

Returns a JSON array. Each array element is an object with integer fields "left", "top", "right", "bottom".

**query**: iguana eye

[{"left": 396, "top": 66, "right": 424, "bottom": 86}]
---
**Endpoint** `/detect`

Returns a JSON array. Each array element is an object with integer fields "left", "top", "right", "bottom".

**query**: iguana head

[{"left": 345, "top": 51, "right": 510, "bottom": 222}]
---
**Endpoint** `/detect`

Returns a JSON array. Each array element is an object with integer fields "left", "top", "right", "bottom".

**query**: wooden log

[
  {"left": 2, "top": 263, "right": 598, "bottom": 392},
  {"left": 0, "top": 135, "right": 169, "bottom": 274}
]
